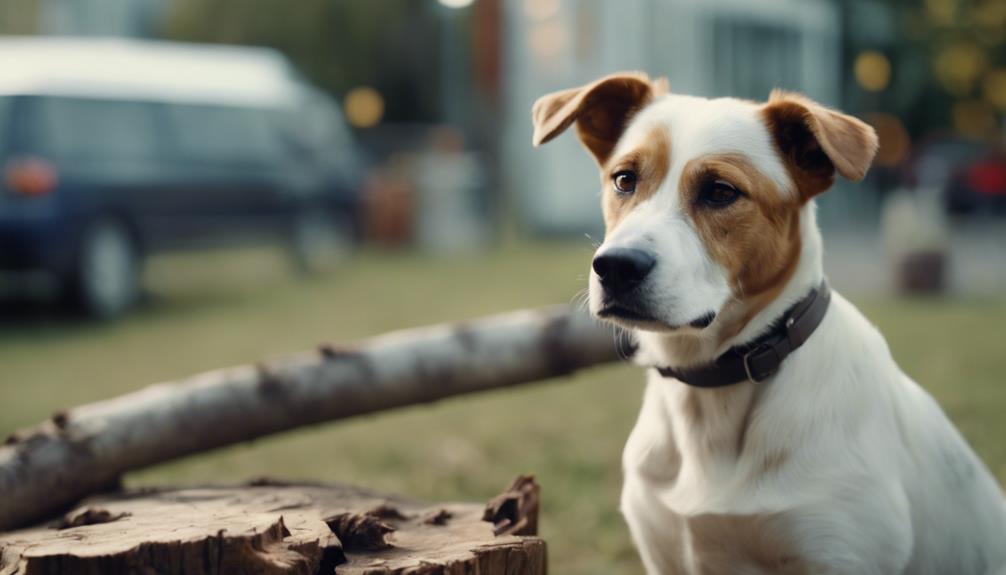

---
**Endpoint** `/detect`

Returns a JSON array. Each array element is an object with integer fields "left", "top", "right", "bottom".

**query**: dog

[{"left": 532, "top": 72, "right": 1006, "bottom": 574}]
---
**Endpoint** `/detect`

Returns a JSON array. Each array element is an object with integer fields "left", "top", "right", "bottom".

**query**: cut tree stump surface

[{"left": 0, "top": 479, "right": 545, "bottom": 575}]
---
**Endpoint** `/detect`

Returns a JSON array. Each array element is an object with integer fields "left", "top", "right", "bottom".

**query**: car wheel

[
  {"left": 72, "top": 218, "right": 140, "bottom": 319},
  {"left": 290, "top": 210, "right": 352, "bottom": 275}
]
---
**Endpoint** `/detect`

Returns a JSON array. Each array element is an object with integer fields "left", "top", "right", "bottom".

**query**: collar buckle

[{"left": 743, "top": 343, "right": 778, "bottom": 384}]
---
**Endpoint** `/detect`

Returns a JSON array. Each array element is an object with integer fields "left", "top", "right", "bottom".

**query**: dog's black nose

[{"left": 592, "top": 248, "right": 656, "bottom": 295}]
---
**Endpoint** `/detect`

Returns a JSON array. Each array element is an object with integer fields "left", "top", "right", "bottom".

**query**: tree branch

[{"left": 0, "top": 306, "right": 619, "bottom": 530}]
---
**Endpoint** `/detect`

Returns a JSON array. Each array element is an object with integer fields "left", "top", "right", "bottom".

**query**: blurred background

[{"left": 0, "top": 0, "right": 1003, "bottom": 572}]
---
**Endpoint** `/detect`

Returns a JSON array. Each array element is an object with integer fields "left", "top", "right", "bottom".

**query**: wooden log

[
  {"left": 0, "top": 478, "right": 546, "bottom": 574},
  {"left": 0, "top": 306, "right": 619, "bottom": 530}
]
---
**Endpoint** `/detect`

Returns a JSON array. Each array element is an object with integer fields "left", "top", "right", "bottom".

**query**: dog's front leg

[{"left": 621, "top": 475, "right": 691, "bottom": 574}]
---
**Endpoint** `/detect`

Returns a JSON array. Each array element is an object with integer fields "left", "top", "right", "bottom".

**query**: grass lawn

[{"left": 1, "top": 242, "right": 1004, "bottom": 574}]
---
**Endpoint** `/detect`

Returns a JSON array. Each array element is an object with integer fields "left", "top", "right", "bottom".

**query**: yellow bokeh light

[
  {"left": 934, "top": 42, "right": 988, "bottom": 96},
  {"left": 972, "top": 0, "right": 1006, "bottom": 29},
  {"left": 854, "top": 51, "right": 891, "bottom": 92},
  {"left": 952, "top": 99, "right": 997, "bottom": 138},
  {"left": 925, "top": 0, "right": 957, "bottom": 25},
  {"left": 344, "top": 86, "right": 384, "bottom": 129},
  {"left": 982, "top": 69, "right": 1006, "bottom": 110}
]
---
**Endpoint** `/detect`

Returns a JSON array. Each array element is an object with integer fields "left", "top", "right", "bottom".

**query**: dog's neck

[
  {"left": 633, "top": 202, "right": 825, "bottom": 371},
  {"left": 629, "top": 204, "right": 825, "bottom": 496}
]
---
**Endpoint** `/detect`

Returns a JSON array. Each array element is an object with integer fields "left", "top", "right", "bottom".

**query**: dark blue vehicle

[{"left": 0, "top": 38, "right": 363, "bottom": 318}]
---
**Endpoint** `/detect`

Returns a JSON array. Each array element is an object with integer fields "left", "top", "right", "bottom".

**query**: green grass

[{"left": 1, "top": 243, "right": 1004, "bottom": 574}]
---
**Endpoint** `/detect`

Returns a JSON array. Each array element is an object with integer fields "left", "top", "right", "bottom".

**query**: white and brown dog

[{"left": 532, "top": 72, "right": 1006, "bottom": 574}]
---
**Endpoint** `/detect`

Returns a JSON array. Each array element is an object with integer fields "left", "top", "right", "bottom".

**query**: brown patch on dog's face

[
  {"left": 602, "top": 126, "right": 671, "bottom": 232},
  {"left": 679, "top": 154, "right": 802, "bottom": 336}
]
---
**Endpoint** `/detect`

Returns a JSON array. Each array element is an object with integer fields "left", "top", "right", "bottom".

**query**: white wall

[{"left": 504, "top": 0, "right": 841, "bottom": 235}]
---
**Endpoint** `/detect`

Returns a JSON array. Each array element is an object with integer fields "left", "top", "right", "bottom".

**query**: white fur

[
  {"left": 590, "top": 95, "right": 1006, "bottom": 573},
  {"left": 590, "top": 95, "right": 795, "bottom": 336}
]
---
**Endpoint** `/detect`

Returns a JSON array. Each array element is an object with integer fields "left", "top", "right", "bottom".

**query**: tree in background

[
  {"left": 162, "top": 0, "right": 449, "bottom": 124},
  {"left": 847, "top": 0, "right": 1004, "bottom": 142},
  {"left": 0, "top": 0, "right": 40, "bottom": 34}
]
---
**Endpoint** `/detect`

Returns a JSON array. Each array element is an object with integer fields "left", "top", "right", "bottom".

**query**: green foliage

[
  {"left": 0, "top": 0, "right": 39, "bottom": 34},
  {"left": 860, "top": 0, "right": 1005, "bottom": 136},
  {"left": 161, "top": 0, "right": 445, "bottom": 121}
]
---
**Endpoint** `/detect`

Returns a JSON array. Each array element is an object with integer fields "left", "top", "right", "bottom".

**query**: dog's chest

[
  {"left": 622, "top": 477, "right": 814, "bottom": 574},
  {"left": 621, "top": 379, "right": 818, "bottom": 574},
  {"left": 684, "top": 513, "right": 812, "bottom": 574}
]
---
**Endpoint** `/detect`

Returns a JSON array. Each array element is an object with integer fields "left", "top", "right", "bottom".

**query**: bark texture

[
  {"left": 0, "top": 479, "right": 546, "bottom": 574},
  {"left": 0, "top": 306, "right": 618, "bottom": 530}
]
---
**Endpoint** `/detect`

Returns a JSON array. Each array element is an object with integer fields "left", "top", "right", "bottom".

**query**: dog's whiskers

[
  {"left": 612, "top": 325, "right": 637, "bottom": 361},
  {"left": 569, "top": 287, "right": 591, "bottom": 312}
]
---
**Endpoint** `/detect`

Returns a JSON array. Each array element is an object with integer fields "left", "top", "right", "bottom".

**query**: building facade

[{"left": 503, "top": 0, "right": 844, "bottom": 234}]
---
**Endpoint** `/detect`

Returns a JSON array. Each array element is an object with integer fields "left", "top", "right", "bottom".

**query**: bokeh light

[
  {"left": 934, "top": 42, "right": 988, "bottom": 96},
  {"left": 972, "top": 0, "right": 1006, "bottom": 31},
  {"left": 344, "top": 86, "right": 385, "bottom": 128},
  {"left": 982, "top": 68, "right": 1006, "bottom": 110},
  {"left": 925, "top": 0, "right": 957, "bottom": 26},
  {"left": 855, "top": 51, "right": 892, "bottom": 92},
  {"left": 952, "top": 99, "right": 998, "bottom": 138}
]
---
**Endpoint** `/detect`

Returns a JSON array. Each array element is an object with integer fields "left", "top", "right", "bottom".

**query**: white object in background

[
  {"left": 881, "top": 188, "right": 949, "bottom": 262},
  {"left": 881, "top": 156, "right": 951, "bottom": 262},
  {"left": 414, "top": 150, "right": 489, "bottom": 255}
]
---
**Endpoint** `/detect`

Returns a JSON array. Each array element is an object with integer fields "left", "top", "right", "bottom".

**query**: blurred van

[{"left": 0, "top": 38, "right": 363, "bottom": 318}]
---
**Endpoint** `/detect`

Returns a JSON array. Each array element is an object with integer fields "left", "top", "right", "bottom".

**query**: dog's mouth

[
  {"left": 598, "top": 303, "right": 717, "bottom": 331},
  {"left": 688, "top": 311, "right": 716, "bottom": 329},
  {"left": 597, "top": 304, "right": 655, "bottom": 322}
]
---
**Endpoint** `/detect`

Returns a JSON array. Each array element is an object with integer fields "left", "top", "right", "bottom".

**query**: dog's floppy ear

[
  {"left": 762, "top": 90, "right": 878, "bottom": 199},
  {"left": 532, "top": 72, "right": 667, "bottom": 165}
]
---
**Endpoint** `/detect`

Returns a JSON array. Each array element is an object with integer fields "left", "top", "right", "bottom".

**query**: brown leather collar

[{"left": 655, "top": 281, "right": 831, "bottom": 388}]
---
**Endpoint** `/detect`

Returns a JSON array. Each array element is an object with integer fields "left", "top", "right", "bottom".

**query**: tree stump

[{"left": 0, "top": 477, "right": 545, "bottom": 574}]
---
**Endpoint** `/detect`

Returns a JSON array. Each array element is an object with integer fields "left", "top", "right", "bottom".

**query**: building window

[{"left": 712, "top": 17, "right": 802, "bottom": 100}]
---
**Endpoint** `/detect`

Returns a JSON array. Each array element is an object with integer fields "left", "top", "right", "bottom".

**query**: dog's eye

[
  {"left": 699, "top": 180, "right": 741, "bottom": 207},
  {"left": 612, "top": 170, "right": 638, "bottom": 195}
]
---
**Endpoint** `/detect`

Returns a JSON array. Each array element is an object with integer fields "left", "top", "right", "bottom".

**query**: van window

[
  {"left": 35, "top": 97, "right": 161, "bottom": 162},
  {"left": 0, "top": 97, "right": 10, "bottom": 157},
  {"left": 165, "top": 104, "right": 284, "bottom": 167}
]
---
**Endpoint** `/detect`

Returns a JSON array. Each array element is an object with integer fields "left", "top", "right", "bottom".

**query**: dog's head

[{"left": 533, "top": 72, "right": 877, "bottom": 336}]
